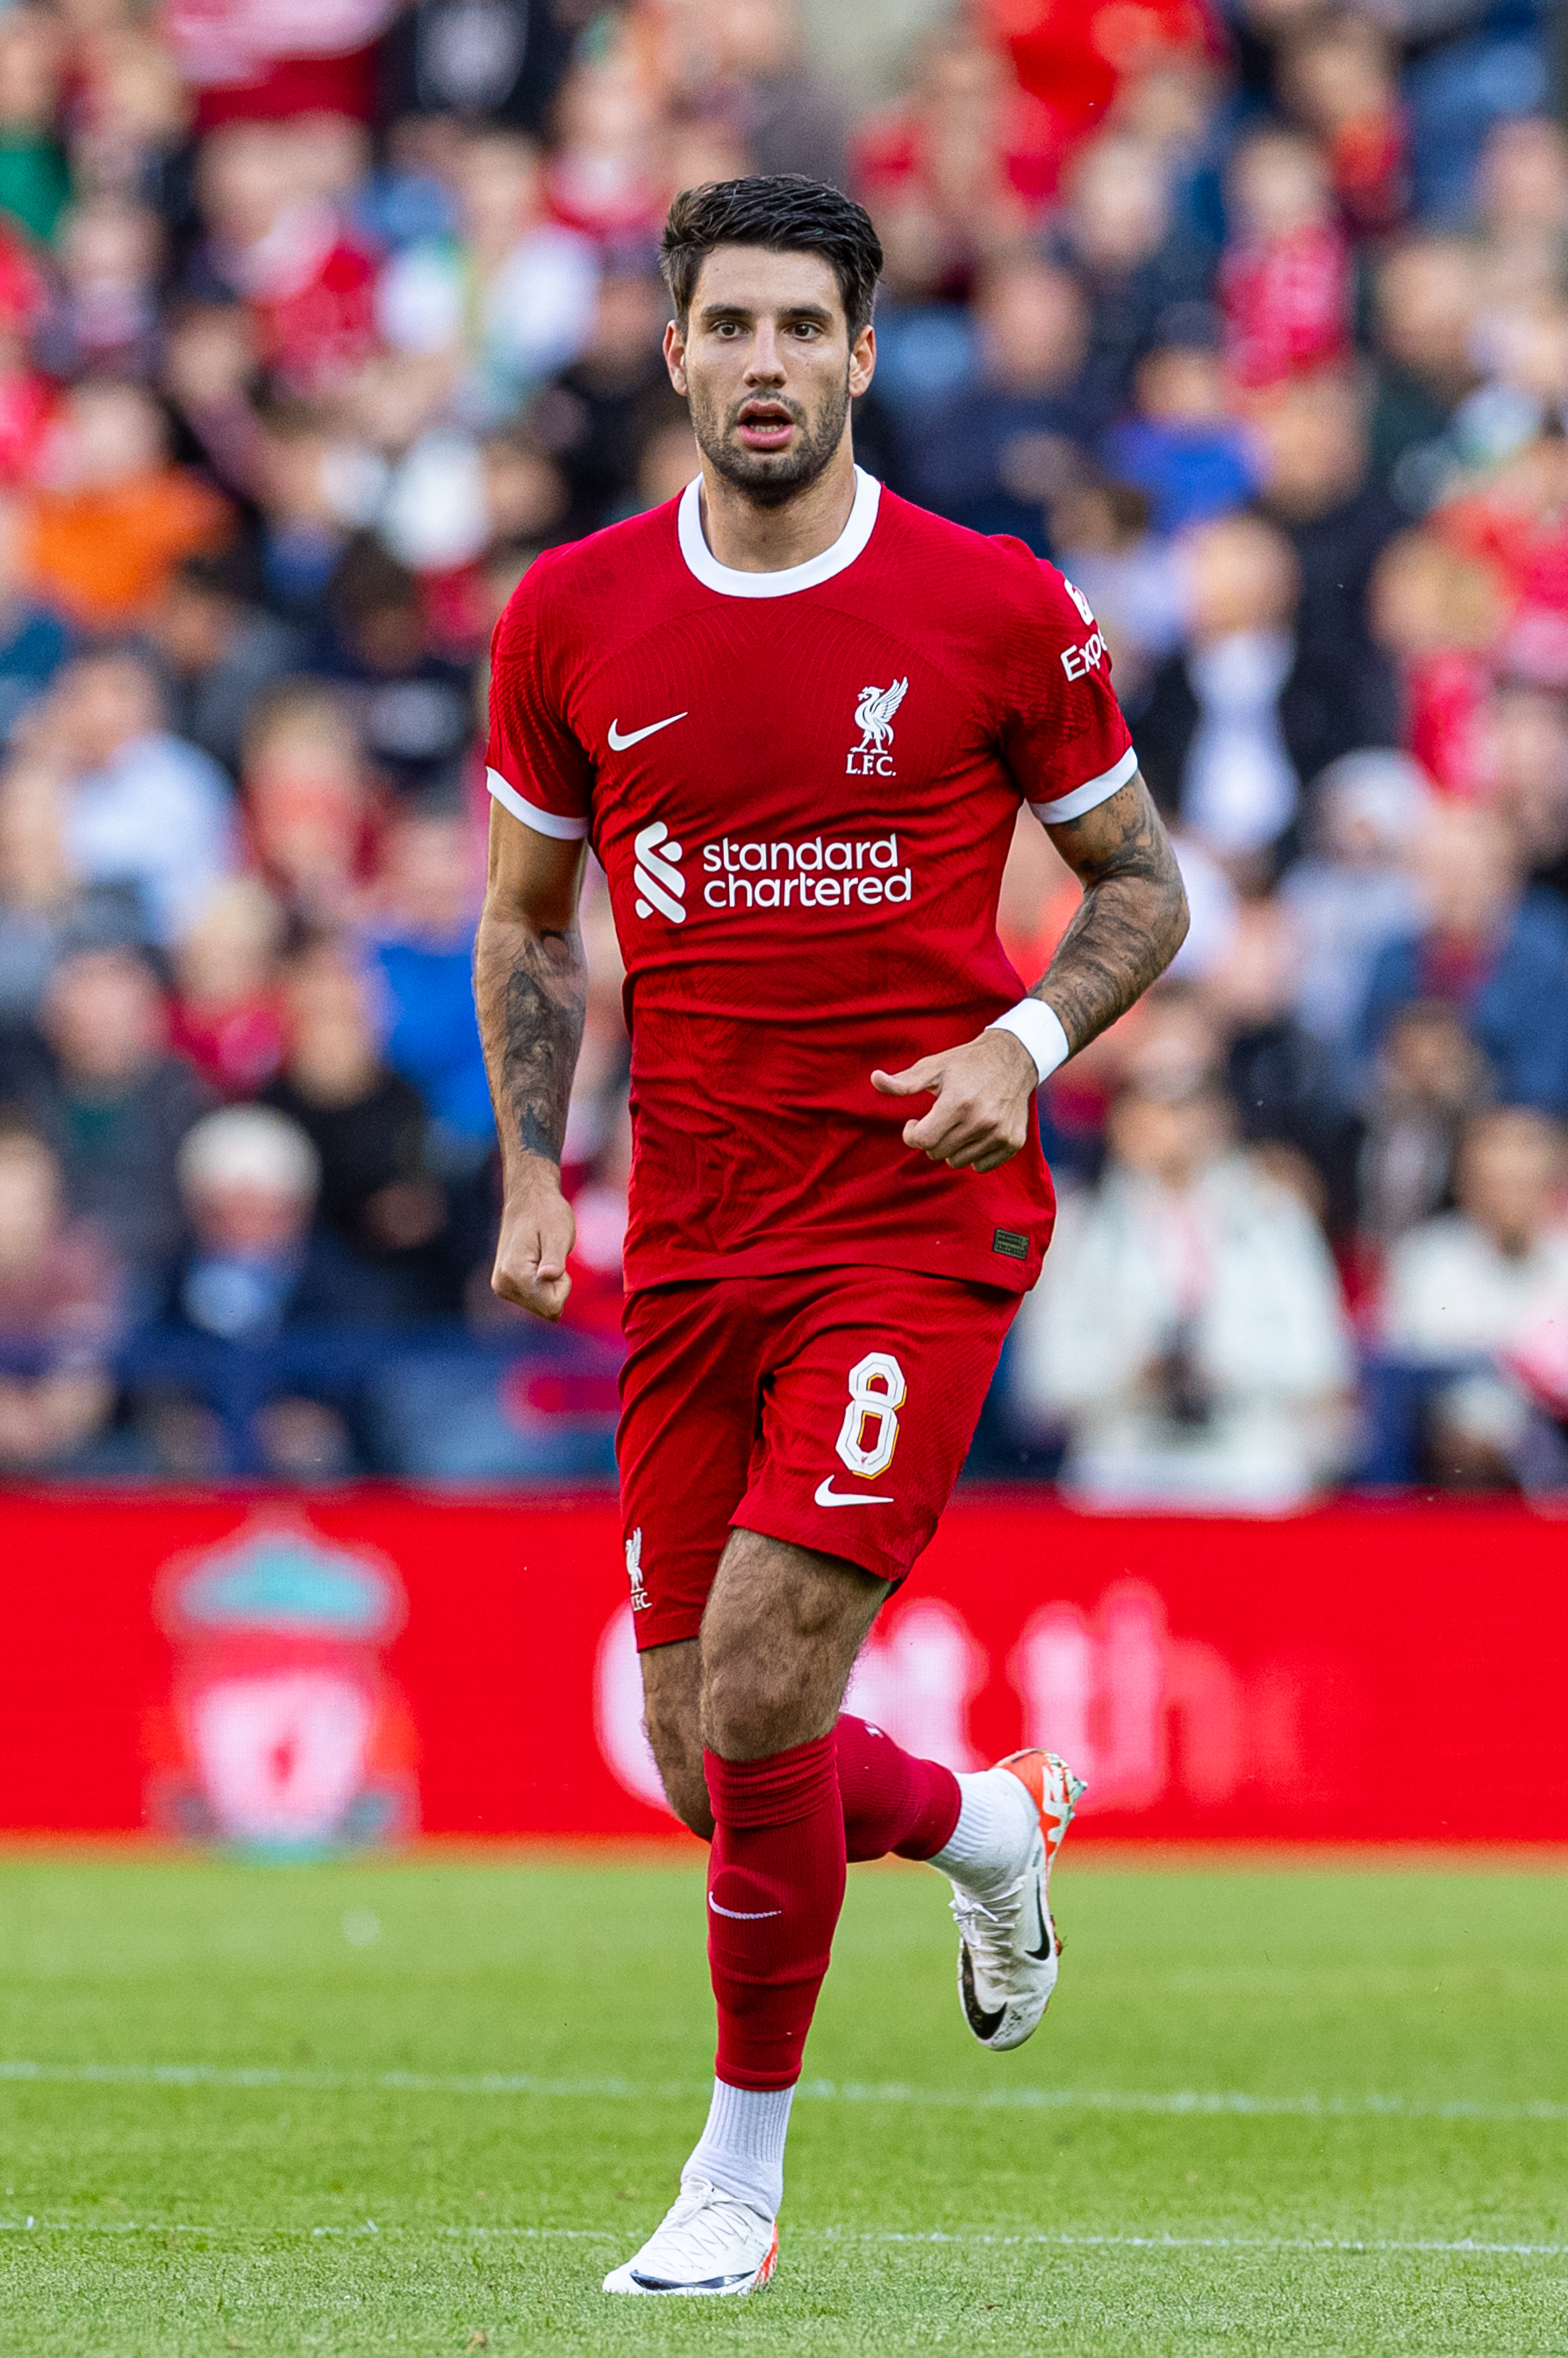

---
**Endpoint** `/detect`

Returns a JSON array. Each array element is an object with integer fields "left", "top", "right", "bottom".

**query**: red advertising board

[{"left": 0, "top": 1489, "right": 1563, "bottom": 1844}]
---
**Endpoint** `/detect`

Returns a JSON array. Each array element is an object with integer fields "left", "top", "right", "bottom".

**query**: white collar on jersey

[{"left": 677, "top": 464, "right": 882, "bottom": 598}]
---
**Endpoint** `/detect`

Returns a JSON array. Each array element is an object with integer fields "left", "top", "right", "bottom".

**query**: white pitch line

[
  {"left": 1, "top": 2061, "right": 1566, "bottom": 2125},
  {"left": 0, "top": 2218, "right": 1563, "bottom": 2258}
]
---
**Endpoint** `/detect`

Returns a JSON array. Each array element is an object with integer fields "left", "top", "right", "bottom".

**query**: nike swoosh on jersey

[
  {"left": 607, "top": 711, "right": 687, "bottom": 750},
  {"left": 813, "top": 1478, "right": 893, "bottom": 1507},
  {"left": 708, "top": 1895, "right": 783, "bottom": 1920}
]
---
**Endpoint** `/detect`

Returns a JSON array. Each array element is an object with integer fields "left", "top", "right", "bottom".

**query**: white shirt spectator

[
  {"left": 1379, "top": 1210, "right": 1568, "bottom": 1363},
  {"left": 378, "top": 227, "right": 600, "bottom": 424},
  {"left": 63, "top": 729, "right": 236, "bottom": 943},
  {"left": 1013, "top": 1097, "right": 1354, "bottom": 1510}
]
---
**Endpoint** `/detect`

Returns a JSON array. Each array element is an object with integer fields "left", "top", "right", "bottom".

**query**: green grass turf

[{"left": 0, "top": 1850, "right": 1565, "bottom": 2355}]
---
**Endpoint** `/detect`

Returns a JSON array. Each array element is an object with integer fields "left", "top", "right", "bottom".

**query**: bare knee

[{"left": 640, "top": 1638, "right": 712, "bottom": 1839}]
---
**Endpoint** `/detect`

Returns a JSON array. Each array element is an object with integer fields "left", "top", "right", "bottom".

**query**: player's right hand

[{"left": 491, "top": 1182, "right": 576, "bottom": 1322}]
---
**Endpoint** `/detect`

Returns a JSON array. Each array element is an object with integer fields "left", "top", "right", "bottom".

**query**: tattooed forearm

[
  {"left": 1035, "top": 773, "right": 1189, "bottom": 1052},
  {"left": 474, "top": 911, "right": 587, "bottom": 1172}
]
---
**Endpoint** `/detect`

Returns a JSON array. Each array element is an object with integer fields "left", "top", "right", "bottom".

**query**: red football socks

[
  {"left": 834, "top": 1712, "right": 962, "bottom": 1863},
  {"left": 705, "top": 1734, "right": 846, "bottom": 2092}
]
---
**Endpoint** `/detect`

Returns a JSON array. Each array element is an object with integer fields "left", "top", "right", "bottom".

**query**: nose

[{"left": 744, "top": 319, "right": 786, "bottom": 384}]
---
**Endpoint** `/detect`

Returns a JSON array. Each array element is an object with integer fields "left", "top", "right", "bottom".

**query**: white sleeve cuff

[
  {"left": 487, "top": 766, "right": 590, "bottom": 841},
  {"left": 985, "top": 998, "right": 1071, "bottom": 1087},
  {"left": 1029, "top": 744, "right": 1138, "bottom": 828}
]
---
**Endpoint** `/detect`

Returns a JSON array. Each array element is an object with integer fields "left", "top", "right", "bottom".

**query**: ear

[
  {"left": 848, "top": 320, "right": 876, "bottom": 401},
  {"left": 663, "top": 317, "right": 689, "bottom": 398}
]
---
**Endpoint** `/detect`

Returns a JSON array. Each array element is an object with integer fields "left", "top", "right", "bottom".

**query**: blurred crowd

[{"left": 0, "top": 0, "right": 1566, "bottom": 1496}]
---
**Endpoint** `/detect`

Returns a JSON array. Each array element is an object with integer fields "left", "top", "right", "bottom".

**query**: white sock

[
  {"left": 928, "top": 1767, "right": 1036, "bottom": 1899},
  {"left": 683, "top": 2077, "right": 794, "bottom": 2219}
]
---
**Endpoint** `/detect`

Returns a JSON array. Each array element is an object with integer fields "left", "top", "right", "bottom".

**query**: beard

[{"left": 688, "top": 368, "right": 853, "bottom": 507}]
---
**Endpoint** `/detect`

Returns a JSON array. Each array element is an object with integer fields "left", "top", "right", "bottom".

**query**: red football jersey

[{"left": 486, "top": 469, "right": 1135, "bottom": 1295}]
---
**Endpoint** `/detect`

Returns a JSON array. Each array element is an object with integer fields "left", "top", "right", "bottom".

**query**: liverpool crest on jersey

[{"left": 848, "top": 678, "right": 908, "bottom": 777}]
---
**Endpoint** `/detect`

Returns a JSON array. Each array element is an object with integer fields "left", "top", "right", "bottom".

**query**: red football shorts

[{"left": 617, "top": 1265, "right": 1020, "bottom": 1651}]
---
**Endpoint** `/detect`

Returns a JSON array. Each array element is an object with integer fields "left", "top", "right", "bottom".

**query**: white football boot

[
  {"left": 602, "top": 2177, "right": 778, "bottom": 2297},
  {"left": 950, "top": 1748, "right": 1086, "bottom": 2053}
]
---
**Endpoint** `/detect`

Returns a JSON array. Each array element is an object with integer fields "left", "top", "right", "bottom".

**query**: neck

[{"left": 697, "top": 441, "right": 858, "bottom": 575}]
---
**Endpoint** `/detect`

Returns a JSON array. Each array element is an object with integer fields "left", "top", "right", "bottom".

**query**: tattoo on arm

[
  {"left": 1036, "top": 776, "right": 1189, "bottom": 1055},
  {"left": 475, "top": 916, "right": 587, "bottom": 1171}
]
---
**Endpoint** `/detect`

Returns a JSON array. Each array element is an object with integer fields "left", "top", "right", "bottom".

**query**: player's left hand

[{"left": 871, "top": 1029, "right": 1038, "bottom": 1173}]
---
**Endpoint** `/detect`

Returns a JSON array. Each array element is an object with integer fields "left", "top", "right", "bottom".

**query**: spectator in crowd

[
  {"left": 1010, "top": 1080, "right": 1355, "bottom": 1509},
  {"left": 376, "top": 126, "right": 599, "bottom": 427},
  {"left": 1486, "top": 682, "right": 1568, "bottom": 911},
  {"left": 1367, "top": 235, "right": 1481, "bottom": 498},
  {"left": 262, "top": 931, "right": 458, "bottom": 1321},
  {"left": 322, "top": 538, "right": 473, "bottom": 798},
  {"left": 1210, "top": 893, "right": 1361, "bottom": 1236},
  {"left": 1357, "top": 803, "right": 1568, "bottom": 1114},
  {"left": 1100, "top": 333, "right": 1260, "bottom": 536},
  {"left": 1378, "top": 1106, "right": 1568, "bottom": 1487},
  {"left": 44, "top": 647, "right": 236, "bottom": 944},
  {"left": 1136, "top": 511, "right": 1340, "bottom": 865},
  {"left": 1357, "top": 998, "right": 1494, "bottom": 1251},
  {"left": 241, "top": 682, "right": 376, "bottom": 927},
  {"left": 1279, "top": 749, "right": 1428, "bottom": 1071},
  {"left": 40, "top": 195, "right": 165, "bottom": 383},
  {"left": 1276, "top": 7, "right": 1409, "bottom": 240},
  {"left": 1052, "top": 129, "right": 1211, "bottom": 428},
  {"left": 143, "top": 551, "right": 305, "bottom": 781},
  {"left": 0, "top": 7, "right": 68, "bottom": 246},
  {"left": 1366, "top": 527, "right": 1501, "bottom": 797},
  {"left": 0, "top": 753, "right": 104, "bottom": 1023},
  {"left": 26, "top": 942, "right": 211, "bottom": 1310},
  {"left": 142, "top": 1101, "right": 359, "bottom": 1478},
  {"left": 1252, "top": 370, "right": 1402, "bottom": 740},
  {"left": 909, "top": 258, "right": 1092, "bottom": 545},
  {"left": 168, "top": 878, "right": 287, "bottom": 1100},
  {"left": 362, "top": 803, "right": 492, "bottom": 1172},
  {"left": 1221, "top": 127, "right": 1350, "bottom": 391},
  {"left": 23, "top": 379, "right": 231, "bottom": 631},
  {"left": 534, "top": 269, "right": 681, "bottom": 536},
  {"left": 0, "top": 1110, "right": 119, "bottom": 1469}
]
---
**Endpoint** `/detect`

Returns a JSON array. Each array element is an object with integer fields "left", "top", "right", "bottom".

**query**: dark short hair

[{"left": 661, "top": 176, "right": 883, "bottom": 337}]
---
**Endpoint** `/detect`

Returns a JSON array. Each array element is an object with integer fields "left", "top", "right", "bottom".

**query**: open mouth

[{"left": 734, "top": 400, "right": 798, "bottom": 452}]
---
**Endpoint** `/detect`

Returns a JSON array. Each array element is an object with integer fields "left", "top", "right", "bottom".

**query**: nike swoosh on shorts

[
  {"left": 608, "top": 712, "right": 687, "bottom": 750},
  {"left": 813, "top": 1478, "right": 893, "bottom": 1507}
]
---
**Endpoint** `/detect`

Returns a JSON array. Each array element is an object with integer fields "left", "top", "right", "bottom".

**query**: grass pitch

[{"left": 0, "top": 1848, "right": 1564, "bottom": 2355}]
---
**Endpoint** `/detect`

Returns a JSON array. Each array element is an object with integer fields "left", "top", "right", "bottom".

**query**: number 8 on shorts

[{"left": 835, "top": 1351, "right": 907, "bottom": 1480}]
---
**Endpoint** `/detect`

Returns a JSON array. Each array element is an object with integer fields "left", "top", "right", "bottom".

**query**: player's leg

[
  {"left": 605, "top": 1524, "right": 880, "bottom": 2297},
  {"left": 639, "top": 1602, "right": 964, "bottom": 1859},
  {"left": 734, "top": 1268, "right": 1087, "bottom": 2051}
]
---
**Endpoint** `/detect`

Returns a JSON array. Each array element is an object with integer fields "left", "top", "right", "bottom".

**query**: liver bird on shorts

[{"left": 854, "top": 677, "right": 908, "bottom": 754}]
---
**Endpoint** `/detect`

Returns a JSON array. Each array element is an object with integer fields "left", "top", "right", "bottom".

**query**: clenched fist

[{"left": 491, "top": 1179, "right": 576, "bottom": 1321}]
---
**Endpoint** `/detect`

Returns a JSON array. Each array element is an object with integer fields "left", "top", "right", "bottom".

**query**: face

[
  {"left": 190, "top": 1179, "right": 311, "bottom": 1257},
  {"left": 1110, "top": 1092, "right": 1227, "bottom": 1190},
  {"left": 60, "top": 654, "right": 161, "bottom": 767},
  {"left": 46, "top": 951, "right": 165, "bottom": 1086},
  {"left": 1457, "top": 1114, "right": 1565, "bottom": 1252},
  {"left": 1414, "top": 811, "right": 1518, "bottom": 940},
  {"left": 665, "top": 247, "right": 874, "bottom": 506}
]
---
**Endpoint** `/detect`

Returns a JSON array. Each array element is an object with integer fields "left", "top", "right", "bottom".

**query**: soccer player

[{"left": 475, "top": 176, "right": 1189, "bottom": 2297}]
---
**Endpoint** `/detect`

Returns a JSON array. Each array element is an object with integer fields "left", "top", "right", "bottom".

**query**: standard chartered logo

[
  {"left": 633, "top": 821, "right": 685, "bottom": 925},
  {"left": 629, "top": 819, "right": 916, "bottom": 926}
]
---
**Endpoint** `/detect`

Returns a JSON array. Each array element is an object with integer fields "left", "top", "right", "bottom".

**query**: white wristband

[{"left": 985, "top": 998, "right": 1071, "bottom": 1088}]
